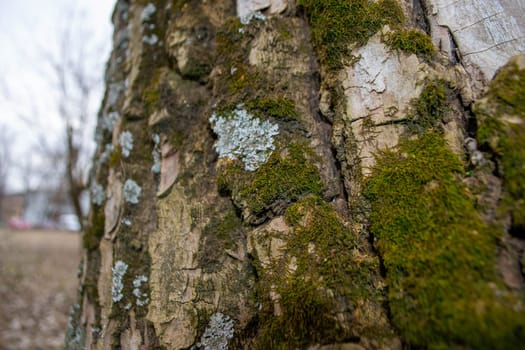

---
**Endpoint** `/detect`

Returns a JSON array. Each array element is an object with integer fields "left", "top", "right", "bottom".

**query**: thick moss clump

[
  {"left": 475, "top": 58, "right": 525, "bottom": 232},
  {"left": 384, "top": 28, "right": 435, "bottom": 60},
  {"left": 246, "top": 97, "right": 299, "bottom": 121},
  {"left": 218, "top": 143, "right": 323, "bottom": 216},
  {"left": 408, "top": 78, "right": 451, "bottom": 133},
  {"left": 254, "top": 196, "right": 385, "bottom": 348},
  {"left": 298, "top": 0, "right": 404, "bottom": 69},
  {"left": 365, "top": 132, "right": 525, "bottom": 348},
  {"left": 254, "top": 278, "right": 336, "bottom": 350}
]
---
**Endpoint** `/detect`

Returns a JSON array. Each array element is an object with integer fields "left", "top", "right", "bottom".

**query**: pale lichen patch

[
  {"left": 91, "top": 182, "right": 105, "bottom": 206},
  {"left": 111, "top": 260, "right": 128, "bottom": 303},
  {"left": 119, "top": 131, "right": 134, "bottom": 158},
  {"left": 209, "top": 109, "right": 279, "bottom": 171},
  {"left": 198, "top": 312, "right": 234, "bottom": 350},
  {"left": 123, "top": 179, "right": 142, "bottom": 204}
]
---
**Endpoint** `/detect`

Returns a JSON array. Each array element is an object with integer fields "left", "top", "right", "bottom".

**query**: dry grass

[{"left": 0, "top": 229, "right": 81, "bottom": 350}]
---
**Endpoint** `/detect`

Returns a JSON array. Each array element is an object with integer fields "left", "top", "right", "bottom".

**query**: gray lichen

[
  {"left": 100, "top": 144, "right": 115, "bottom": 164},
  {"left": 143, "top": 34, "right": 159, "bottom": 45},
  {"left": 90, "top": 182, "right": 105, "bottom": 206},
  {"left": 102, "top": 112, "right": 120, "bottom": 131},
  {"left": 198, "top": 312, "right": 234, "bottom": 350},
  {"left": 141, "top": 3, "right": 156, "bottom": 22},
  {"left": 106, "top": 82, "right": 125, "bottom": 110},
  {"left": 132, "top": 275, "right": 149, "bottom": 307},
  {"left": 119, "top": 131, "right": 134, "bottom": 158},
  {"left": 152, "top": 133, "right": 161, "bottom": 174},
  {"left": 64, "top": 303, "right": 86, "bottom": 350},
  {"left": 209, "top": 108, "right": 279, "bottom": 171},
  {"left": 123, "top": 179, "right": 142, "bottom": 204},
  {"left": 111, "top": 260, "right": 128, "bottom": 303}
]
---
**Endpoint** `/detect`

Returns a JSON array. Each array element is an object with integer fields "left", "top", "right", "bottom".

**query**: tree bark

[{"left": 67, "top": 1, "right": 525, "bottom": 349}]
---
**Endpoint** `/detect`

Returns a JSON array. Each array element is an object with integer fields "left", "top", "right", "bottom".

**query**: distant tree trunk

[
  {"left": 41, "top": 20, "right": 101, "bottom": 230},
  {"left": 67, "top": 1, "right": 525, "bottom": 349},
  {"left": 65, "top": 124, "right": 85, "bottom": 230}
]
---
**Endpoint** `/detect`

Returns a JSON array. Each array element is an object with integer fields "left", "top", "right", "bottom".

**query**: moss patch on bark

[
  {"left": 475, "top": 58, "right": 525, "bottom": 233},
  {"left": 365, "top": 132, "right": 525, "bottom": 348}
]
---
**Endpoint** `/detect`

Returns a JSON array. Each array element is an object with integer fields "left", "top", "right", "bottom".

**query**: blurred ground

[{"left": 0, "top": 229, "right": 81, "bottom": 350}]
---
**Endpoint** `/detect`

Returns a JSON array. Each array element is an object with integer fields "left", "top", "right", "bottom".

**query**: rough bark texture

[{"left": 68, "top": 0, "right": 525, "bottom": 349}]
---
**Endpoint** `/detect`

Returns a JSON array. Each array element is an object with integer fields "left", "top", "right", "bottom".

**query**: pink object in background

[{"left": 8, "top": 217, "right": 32, "bottom": 230}]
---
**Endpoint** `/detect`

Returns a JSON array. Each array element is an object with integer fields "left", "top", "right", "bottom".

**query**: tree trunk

[
  {"left": 67, "top": 1, "right": 525, "bottom": 349},
  {"left": 66, "top": 124, "right": 85, "bottom": 230}
]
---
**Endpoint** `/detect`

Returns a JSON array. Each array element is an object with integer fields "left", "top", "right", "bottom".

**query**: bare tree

[
  {"left": 38, "top": 11, "right": 105, "bottom": 229},
  {"left": 0, "top": 5, "right": 107, "bottom": 230}
]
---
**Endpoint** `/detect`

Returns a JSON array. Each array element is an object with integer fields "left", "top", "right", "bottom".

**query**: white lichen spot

[
  {"left": 119, "top": 131, "right": 134, "bottom": 158},
  {"left": 152, "top": 133, "right": 160, "bottom": 145},
  {"left": 65, "top": 303, "right": 84, "bottom": 348},
  {"left": 107, "top": 82, "right": 125, "bottom": 109},
  {"left": 90, "top": 182, "right": 105, "bottom": 206},
  {"left": 124, "top": 303, "right": 132, "bottom": 310},
  {"left": 230, "top": 66, "right": 238, "bottom": 75},
  {"left": 123, "top": 179, "right": 142, "bottom": 204},
  {"left": 151, "top": 133, "right": 161, "bottom": 174},
  {"left": 132, "top": 275, "right": 149, "bottom": 306},
  {"left": 143, "top": 34, "right": 159, "bottom": 45},
  {"left": 122, "top": 218, "right": 132, "bottom": 226},
  {"left": 199, "top": 312, "right": 234, "bottom": 350},
  {"left": 240, "top": 11, "right": 266, "bottom": 25},
  {"left": 102, "top": 112, "right": 120, "bottom": 131},
  {"left": 209, "top": 108, "right": 279, "bottom": 171},
  {"left": 141, "top": 3, "right": 156, "bottom": 22},
  {"left": 111, "top": 260, "right": 128, "bottom": 303},
  {"left": 100, "top": 144, "right": 115, "bottom": 164}
]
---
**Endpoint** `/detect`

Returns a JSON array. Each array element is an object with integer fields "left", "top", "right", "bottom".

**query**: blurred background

[{"left": 0, "top": 0, "right": 114, "bottom": 348}]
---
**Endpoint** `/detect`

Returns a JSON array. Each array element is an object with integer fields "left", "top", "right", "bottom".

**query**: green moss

[
  {"left": 214, "top": 18, "right": 278, "bottom": 112},
  {"left": 384, "top": 28, "right": 435, "bottom": 60},
  {"left": 283, "top": 197, "right": 378, "bottom": 296},
  {"left": 476, "top": 59, "right": 525, "bottom": 232},
  {"left": 143, "top": 84, "right": 160, "bottom": 114},
  {"left": 227, "top": 65, "right": 261, "bottom": 96},
  {"left": 108, "top": 146, "right": 122, "bottom": 168},
  {"left": 298, "top": 0, "right": 404, "bottom": 69},
  {"left": 82, "top": 207, "right": 105, "bottom": 251},
  {"left": 216, "top": 18, "right": 244, "bottom": 57},
  {"left": 407, "top": 79, "right": 451, "bottom": 133},
  {"left": 246, "top": 97, "right": 300, "bottom": 121},
  {"left": 364, "top": 132, "right": 525, "bottom": 348},
  {"left": 254, "top": 278, "right": 336, "bottom": 349},
  {"left": 273, "top": 18, "right": 293, "bottom": 41},
  {"left": 254, "top": 196, "right": 386, "bottom": 348},
  {"left": 198, "top": 209, "right": 243, "bottom": 273},
  {"left": 182, "top": 62, "right": 212, "bottom": 81},
  {"left": 142, "top": 69, "right": 163, "bottom": 114},
  {"left": 236, "top": 143, "right": 323, "bottom": 214},
  {"left": 483, "top": 61, "right": 525, "bottom": 118}
]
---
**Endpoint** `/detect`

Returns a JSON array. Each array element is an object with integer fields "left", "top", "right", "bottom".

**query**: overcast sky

[{"left": 0, "top": 0, "right": 115, "bottom": 192}]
